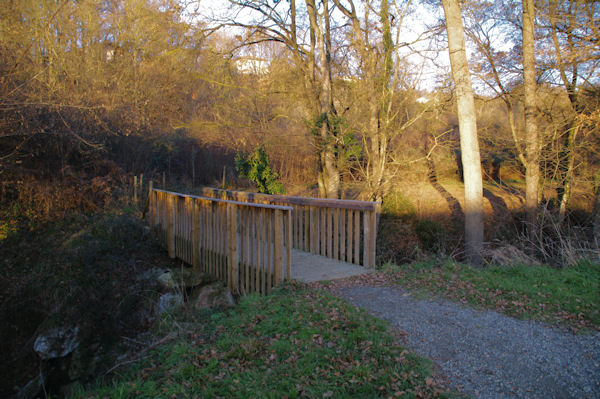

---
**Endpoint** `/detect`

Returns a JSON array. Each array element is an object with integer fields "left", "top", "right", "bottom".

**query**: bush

[
  {"left": 415, "top": 219, "right": 445, "bottom": 253},
  {"left": 235, "top": 146, "right": 285, "bottom": 194},
  {"left": 382, "top": 192, "right": 416, "bottom": 218}
]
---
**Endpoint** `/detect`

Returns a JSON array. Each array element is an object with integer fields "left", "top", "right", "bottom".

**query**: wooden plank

[
  {"left": 320, "top": 208, "right": 326, "bottom": 256},
  {"left": 154, "top": 189, "right": 294, "bottom": 211},
  {"left": 347, "top": 209, "right": 353, "bottom": 263},
  {"left": 192, "top": 198, "right": 200, "bottom": 271},
  {"left": 249, "top": 207, "right": 255, "bottom": 294},
  {"left": 210, "top": 202, "right": 215, "bottom": 277},
  {"left": 326, "top": 208, "right": 332, "bottom": 258},
  {"left": 227, "top": 203, "right": 238, "bottom": 294},
  {"left": 149, "top": 183, "right": 154, "bottom": 225},
  {"left": 310, "top": 206, "right": 317, "bottom": 254},
  {"left": 333, "top": 207, "right": 339, "bottom": 260},
  {"left": 260, "top": 208, "right": 266, "bottom": 295},
  {"left": 363, "top": 210, "right": 371, "bottom": 267},
  {"left": 274, "top": 209, "right": 283, "bottom": 284},
  {"left": 286, "top": 208, "right": 292, "bottom": 280},
  {"left": 303, "top": 206, "right": 309, "bottom": 251},
  {"left": 133, "top": 175, "right": 138, "bottom": 204},
  {"left": 167, "top": 194, "right": 175, "bottom": 258},
  {"left": 340, "top": 209, "right": 346, "bottom": 262},
  {"left": 354, "top": 210, "right": 360, "bottom": 265},
  {"left": 244, "top": 207, "right": 250, "bottom": 295},
  {"left": 266, "top": 211, "right": 272, "bottom": 294},
  {"left": 369, "top": 210, "right": 377, "bottom": 268},
  {"left": 193, "top": 187, "right": 378, "bottom": 211}
]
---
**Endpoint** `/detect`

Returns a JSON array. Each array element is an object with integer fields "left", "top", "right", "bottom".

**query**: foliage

[
  {"left": 387, "top": 260, "right": 600, "bottom": 332},
  {"left": 382, "top": 192, "right": 417, "bottom": 218},
  {"left": 74, "top": 285, "right": 456, "bottom": 398},
  {"left": 310, "top": 114, "right": 362, "bottom": 168},
  {"left": 415, "top": 219, "right": 445, "bottom": 253},
  {"left": 235, "top": 147, "right": 285, "bottom": 194}
]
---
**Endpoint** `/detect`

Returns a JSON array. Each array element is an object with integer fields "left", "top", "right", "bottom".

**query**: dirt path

[{"left": 336, "top": 285, "right": 600, "bottom": 399}]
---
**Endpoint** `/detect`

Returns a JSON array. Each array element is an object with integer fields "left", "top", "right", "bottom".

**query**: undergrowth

[
  {"left": 72, "top": 285, "right": 460, "bottom": 398},
  {"left": 0, "top": 209, "right": 172, "bottom": 396}
]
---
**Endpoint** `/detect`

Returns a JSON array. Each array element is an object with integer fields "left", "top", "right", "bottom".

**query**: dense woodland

[{"left": 1, "top": 0, "right": 599, "bottom": 261}]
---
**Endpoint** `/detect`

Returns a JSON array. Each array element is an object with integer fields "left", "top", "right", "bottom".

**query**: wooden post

[
  {"left": 167, "top": 194, "right": 175, "bottom": 258},
  {"left": 274, "top": 209, "right": 283, "bottom": 285},
  {"left": 310, "top": 206, "right": 317, "bottom": 254},
  {"left": 192, "top": 198, "right": 200, "bottom": 271},
  {"left": 304, "top": 205, "right": 310, "bottom": 252},
  {"left": 140, "top": 173, "right": 143, "bottom": 202},
  {"left": 347, "top": 210, "right": 353, "bottom": 263},
  {"left": 340, "top": 209, "right": 346, "bottom": 262},
  {"left": 333, "top": 208, "right": 339, "bottom": 260},
  {"left": 363, "top": 210, "right": 370, "bottom": 267},
  {"left": 133, "top": 175, "right": 138, "bottom": 205},
  {"left": 285, "top": 209, "right": 292, "bottom": 280},
  {"left": 363, "top": 210, "right": 377, "bottom": 268},
  {"left": 149, "top": 181, "right": 154, "bottom": 225},
  {"left": 369, "top": 209, "right": 377, "bottom": 268},
  {"left": 227, "top": 203, "right": 239, "bottom": 294},
  {"left": 354, "top": 210, "right": 360, "bottom": 265}
]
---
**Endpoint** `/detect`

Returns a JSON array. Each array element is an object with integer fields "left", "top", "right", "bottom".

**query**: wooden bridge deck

[{"left": 290, "top": 249, "right": 371, "bottom": 283}]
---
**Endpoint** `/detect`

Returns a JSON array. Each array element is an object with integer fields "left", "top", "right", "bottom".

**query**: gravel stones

[{"left": 338, "top": 285, "right": 600, "bottom": 399}]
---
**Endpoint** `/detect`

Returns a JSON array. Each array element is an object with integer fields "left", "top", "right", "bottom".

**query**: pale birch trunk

[
  {"left": 306, "top": 0, "right": 340, "bottom": 199},
  {"left": 441, "top": 0, "right": 484, "bottom": 265},
  {"left": 523, "top": 0, "right": 540, "bottom": 239}
]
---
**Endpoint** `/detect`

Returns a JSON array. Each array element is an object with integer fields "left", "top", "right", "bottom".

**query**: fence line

[
  {"left": 149, "top": 189, "right": 293, "bottom": 295},
  {"left": 194, "top": 187, "right": 378, "bottom": 268}
]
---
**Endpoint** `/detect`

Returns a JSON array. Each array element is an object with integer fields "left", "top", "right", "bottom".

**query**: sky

[{"left": 183, "top": 0, "right": 511, "bottom": 94}]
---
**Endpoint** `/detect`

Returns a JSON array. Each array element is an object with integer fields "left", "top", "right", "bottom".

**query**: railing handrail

[
  {"left": 194, "top": 186, "right": 377, "bottom": 268},
  {"left": 196, "top": 187, "right": 378, "bottom": 211},
  {"left": 154, "top": 188, "right": 294, "bottom": 212},
  {"left": 149, "top": 188, "right": 292, "bottom": 295}
]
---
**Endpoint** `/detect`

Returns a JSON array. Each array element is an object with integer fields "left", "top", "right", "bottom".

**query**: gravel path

[{"left": 338, "top": 285, "right": 600, "bottom": 399}]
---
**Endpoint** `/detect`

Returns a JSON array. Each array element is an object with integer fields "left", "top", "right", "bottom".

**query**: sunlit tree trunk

[
  {"left": 441, "top": 0, "right": 484, "bottom": 265},
  {"left": 306, "top": 0, "right": 340, "bottom": 198},
  {"left": 523, "top": 0, "right": 539, "bottom": 239}
]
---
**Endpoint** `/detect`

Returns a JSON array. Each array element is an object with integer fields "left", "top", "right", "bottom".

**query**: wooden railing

[
  {"left": 194, "top": 187, "right": 378, "bottom": 268},
  {"left": 149, "top": 189, "right": 293, "bottom": 295}
]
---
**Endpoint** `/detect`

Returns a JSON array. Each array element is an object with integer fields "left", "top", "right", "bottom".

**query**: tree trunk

[
  {"left": 306, "top": 0, "right": 340, "bottom": 199},
  {"left": 441, "top": 0, "right": 484, "bottom": 265},
  {"left": 523, "top": 0, "right": 539, "bottom": 240}
]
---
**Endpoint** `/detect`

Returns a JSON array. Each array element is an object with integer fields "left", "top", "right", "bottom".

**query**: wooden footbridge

[{"left": 148, "top": 187, "right": 377, "bottom": 295}]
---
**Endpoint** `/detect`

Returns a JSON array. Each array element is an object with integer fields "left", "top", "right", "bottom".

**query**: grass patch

[
  {"left": 74, "top": 284, "right": 458, "bottom": 398},
  {"left": 389, "top": 260, "right": 600, "bottom": 331}
]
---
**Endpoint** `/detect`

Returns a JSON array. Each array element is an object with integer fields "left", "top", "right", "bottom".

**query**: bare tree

[
  {"left": 523, "top": 0, "right": 540, "bottom": 236},
  {"left": 441, "top": 0, "right": 484, "bottom": 265}
]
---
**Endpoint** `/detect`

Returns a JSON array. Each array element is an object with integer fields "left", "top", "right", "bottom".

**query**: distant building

[{"left": 234, "top": 57, "right": 269, "bottom": 75}]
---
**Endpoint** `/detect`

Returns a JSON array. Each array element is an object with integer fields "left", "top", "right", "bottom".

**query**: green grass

[
  {"left": 387, "top": 260, "right": 600, "bottom": 331},
  {"left": 73, "top": 285, "right": 459, "bottom": 398}
]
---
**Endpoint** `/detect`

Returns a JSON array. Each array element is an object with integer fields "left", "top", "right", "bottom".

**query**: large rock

[
  {"left": 189, "top": 282, "right": 235, "bottom": 310},
  {"left": 172, "top": 267, "right": 214, "bottom": 288},
  {"left": 138, "top": 267, "right": 213, "bottom": 289},
  {"left": 157, "top": 292, "right": 184, "bottom": 314},
  {"left": 15, "top": 373, "right": 45, "bottom": 399},
  {"left": 34, "top": 326, "right": 79, "bottom": 360}
]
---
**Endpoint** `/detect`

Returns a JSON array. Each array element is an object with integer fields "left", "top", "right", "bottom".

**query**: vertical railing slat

[{"left": 286, "top": 209, "right": 292, "bottom": 280}]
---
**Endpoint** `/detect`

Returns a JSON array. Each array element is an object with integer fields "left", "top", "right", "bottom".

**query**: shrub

[
  {"left": 415, "top": 219, "right": 445, "bottom": 253},
  {"left": 235, "top": 147, "right": 285, "bottom": 194},
  {"left": 381, "top": 192, "right": 416, "bottom": 218}
]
